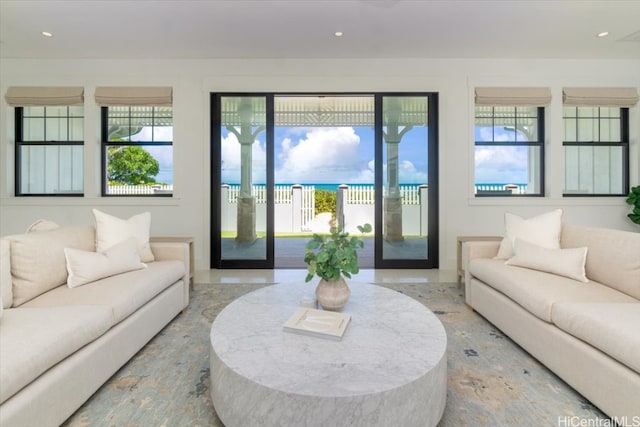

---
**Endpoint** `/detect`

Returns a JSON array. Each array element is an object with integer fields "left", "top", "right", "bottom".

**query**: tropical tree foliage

[
  {"left": 107, "top": 146, "right": 159, "bottom": 185},
  {"left": 315, "top": 189, "right": 336, "bottom": 216}
]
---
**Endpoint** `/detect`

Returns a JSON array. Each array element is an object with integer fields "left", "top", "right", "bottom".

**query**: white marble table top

[{"left": 210, "top": 282, "right": 448, "bottom": 426}]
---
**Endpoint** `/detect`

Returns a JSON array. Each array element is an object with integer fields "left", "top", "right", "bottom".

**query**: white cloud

[
  {"left": 220, "top": 127, "right": 430, "bottom": 185},
  {"left": 276, "top": 127, "right": 370, "bottom": 183},
  {"left": 475, "top": 146, "right": 528, "bottom": 183},
  {"left": 221, "top": 132, "right": 267, "bottom": 183},
  {"left": 398, "top": 160, "right": 427, "bottom": 183},
  {"left": 144, "top": 146, "right": 172, "bottom": 167}
]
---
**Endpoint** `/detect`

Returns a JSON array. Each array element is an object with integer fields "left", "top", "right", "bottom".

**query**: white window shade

[
  {"left": 5, "top": 87, "right": 84, "bottom": 106},
  {"left": 475, "top": 87, "right": 551, "bottom": 106},
  {"left": 563, "top": 87, "right": 639, "bottom": 107},
  {"left": 95, "top": 87, "right": 172, "bottom": 106}
]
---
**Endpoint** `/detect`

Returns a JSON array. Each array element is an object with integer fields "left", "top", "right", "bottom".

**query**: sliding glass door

[{"left": 211, "top": 93, "right": 438, "bottom": 269}]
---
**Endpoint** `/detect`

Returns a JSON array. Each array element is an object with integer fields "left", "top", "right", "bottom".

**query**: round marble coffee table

[{"left": 209, "top": 282, "right": 447, "bottom": 427}]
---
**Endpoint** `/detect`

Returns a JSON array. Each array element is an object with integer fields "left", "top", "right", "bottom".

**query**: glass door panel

[
  {"left": 219, "top": 96, "right": 269, "bottom": 264},
  {"left": 379, "top": 95, "right": 433, "bottom": 266},
  {"left": 272, "top": 95, "right": 375, "bottom": 268}
]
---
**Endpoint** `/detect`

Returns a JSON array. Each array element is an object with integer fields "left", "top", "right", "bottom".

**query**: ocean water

[
  {"left": 271, "top": 183, "right": 423, "bottom": 191},
  {"left": 225, "top": 183, "right": 524, "bottom": 191}
]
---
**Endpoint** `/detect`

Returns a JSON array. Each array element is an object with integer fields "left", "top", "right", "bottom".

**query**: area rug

[{"left": 63, "top": 281, "right": 608, "bottom": 427}]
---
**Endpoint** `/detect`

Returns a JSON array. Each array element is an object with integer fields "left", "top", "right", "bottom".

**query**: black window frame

[
  {"left": 474, "top": 106, "right": 545, "bottom": 197},
  {"left": 14, "top": 106, "right": 84, "bottom": 197},
  {"left": 100, "top": 106, "right": 173, "bottom": 197},
  {"left": 562, "top": 106, "right": 629, "bottom": 197}
]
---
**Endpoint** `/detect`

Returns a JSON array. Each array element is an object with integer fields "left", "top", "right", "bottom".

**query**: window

[
  {"left": 101, "top": 106, "right": 173, "bottom": 196},
  {"left": 15, "top": 106, "right": 84, "bottom": 196},
  {"left": 474, "top": 106, "right": 544, "bottom": 196},
  {"left": 563, "top": 107, "right": 629, "bottom": 196}
]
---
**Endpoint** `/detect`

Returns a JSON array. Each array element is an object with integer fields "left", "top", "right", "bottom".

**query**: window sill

[
  {"left": 0, "top": 196, "right": 181, "bottom": 207},
  {"left": 468, "top": 196, "right": 627, "bottom": 207}
]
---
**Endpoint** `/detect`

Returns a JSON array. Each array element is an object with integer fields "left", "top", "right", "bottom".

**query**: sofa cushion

[
  {"left": 468, "top": 258, "right": 637, "bottom": 322},
  {"left": 506, "top": 238, "right": 588, "bottom": 282},
  {"left": 1, "top": 239, "right": 11, "bottom": 309},
  {"left": 495, "top": 209, "right": 563, "bottom": 259},
  {"left": 561, "top": 224, "right": 640, "bottom": 300},
  {"left": 93, "top": 209, "right": 154, "bottom": 262},
  {"left": 7, "top": 226, "right": 95, "bottom": 307},
  {"left": 0, "top": 305, "right": 112, "bottom": 404},
  {"left": 22, "top": 260, "right": 185, "bottom": 324},
  {"left": 551, "top": 302, "right": 640, "bottom": 374},
  {"left": 65, "top": 237, "right": 146, "bottom": 288}
]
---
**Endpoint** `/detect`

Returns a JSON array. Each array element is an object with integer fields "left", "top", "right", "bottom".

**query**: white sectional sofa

[
  {"left": 0, "top": 222, "right": 190, "bottom": 427},
  {"left": 463, "top": 224, "right": 640, "bottom": 423}
]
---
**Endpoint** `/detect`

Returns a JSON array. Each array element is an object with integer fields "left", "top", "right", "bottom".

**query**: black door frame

[
  {"left": 210, "top": 93, "right": 275, "bottom": 269},
  {"left": 210, "top": 92, "right": 439, "bottom": 269},
  {"left": 374, "top": 93, "right": 439, "bottom": 269}
]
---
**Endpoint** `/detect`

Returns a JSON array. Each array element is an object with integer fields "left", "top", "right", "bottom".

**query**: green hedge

[{"left": 314, "top": 189, "right": 336, "bottom": 217}]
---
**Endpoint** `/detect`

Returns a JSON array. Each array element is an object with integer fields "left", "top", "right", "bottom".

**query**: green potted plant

[
  {"left": 627, "top": 185, "right": 640, "bottom": 226},
  {"left": 304, "top": 222, "right": 372, "bottom": 310}
]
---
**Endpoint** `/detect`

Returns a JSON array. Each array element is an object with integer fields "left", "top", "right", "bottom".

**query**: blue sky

[
  {"left": 130, "top": 126, "right": 174, "bottom": 184},
  {"left": 221, "top": 125, "right": 429, "bottom": 185},
  {"left": 474, "top": 126, "right": 529, "bottom": 184},
  {"left": 146, "top": 123, "right": 530, "bottom": 186}
]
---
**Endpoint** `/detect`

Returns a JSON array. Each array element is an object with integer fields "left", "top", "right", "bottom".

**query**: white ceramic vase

[{"left": 315, "top": 277, "right": 350, "bottom": 311}]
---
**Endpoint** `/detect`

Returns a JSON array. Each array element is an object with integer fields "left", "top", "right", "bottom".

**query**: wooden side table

[
  {"left": 150, "top": 237, "right": 194, "bottom": 287},
  {"left": 456, "top": 235, "right": 502, "bottom": 284}
]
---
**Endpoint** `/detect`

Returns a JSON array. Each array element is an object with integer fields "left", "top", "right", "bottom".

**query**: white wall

[{"left": 1, "top": 58, "right": 639, "bottom": 271}]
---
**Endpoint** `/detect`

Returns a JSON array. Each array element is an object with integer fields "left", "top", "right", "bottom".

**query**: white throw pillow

[
  {"left": 93, "top": 209, "right": 154, "bottom": 262},
  {"left": 65, "top": 238, "right": 146, "bottom": 288},
  {"left": 506, "top": 238, "right": 589, "bottom": 283},
  {"left": 495, "top": 209, "right": 563, "bottom": 260}
]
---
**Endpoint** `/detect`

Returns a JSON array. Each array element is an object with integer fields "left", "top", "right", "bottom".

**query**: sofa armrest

[
  {"left": 150, "top": 242, "right": 191, "bottom": 306},
  {"left": 463, "top": 240, "right": 501, "bottom": 262},
  {"left": 462, "top": 240, "right": 501, "bottom": 305}
]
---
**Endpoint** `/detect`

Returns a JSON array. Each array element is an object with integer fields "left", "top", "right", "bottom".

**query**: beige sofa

[
  {"left": 463, "top": 224, "right": 640, "bottom": 423},
  {"left": 0, "top": 225, "right": 190, "bottom": 427}
]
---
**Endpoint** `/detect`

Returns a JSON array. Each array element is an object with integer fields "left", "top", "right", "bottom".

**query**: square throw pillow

[
  {"left": 93, "top": 209, "right": 154, "bottom": 262},
  {"left": 506, "top": 238, "right": 588, "bottom": 282},
  {"left": 495, "top": 209, "right": 563, "bottom": 260},
  {"left": 8, "top": 226, "right": 95, "bottom": 306},
  {"left": 65, "top": 237, "right": 146, "bottom": 288}
]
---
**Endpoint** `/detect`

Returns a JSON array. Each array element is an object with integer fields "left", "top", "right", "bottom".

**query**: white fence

[
  {"left": 225, "top": 184, "right": 313, "bottom": 206},
  {"left": 220, "top": 184, "right": 527, "bottom": 236},
  {"left": 107, "top": 184, "right": 173, "bottom": 195},
  {"left": 474, "top": 183, "right": 528, "bottom": 194},
  {"left": 221, "top": 185, "right": 317, "bottom": 232},
  {"left": 220, "top": 184, "right": 429, "bottom": 235},
  {"left": 343, "top": 184, "right": 423, "bottom": 205}
]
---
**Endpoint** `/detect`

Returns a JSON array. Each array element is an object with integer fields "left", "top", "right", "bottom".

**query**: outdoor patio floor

[{"left": 220, "top": 237, "right": 429, "bottom": 268}]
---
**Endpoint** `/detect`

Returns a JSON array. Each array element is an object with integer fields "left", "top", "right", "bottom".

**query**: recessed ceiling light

[
  {"left": 334, "top": 31, "right": 343, "bottom": 37},
  {"left": 41, "top": 31, "right": 53, "bottom": 38},
  {"left": 597, "top": 31, "right": 609, "bottom": 38}
]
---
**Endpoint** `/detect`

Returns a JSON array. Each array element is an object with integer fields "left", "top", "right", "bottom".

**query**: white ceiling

[{"left": 1, "top": 0, "right": 639, "bottom": 60}]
